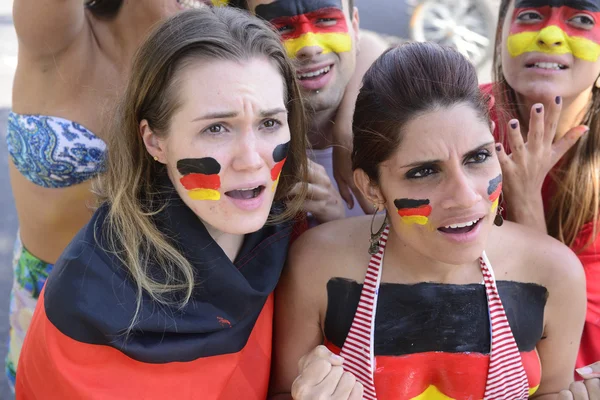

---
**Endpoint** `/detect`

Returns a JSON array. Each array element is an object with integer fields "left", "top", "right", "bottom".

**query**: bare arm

[
  {"left": 269, "top": 233, "right": 327, "bottom": 396},
  {"left": 14, "top": 0, "right": 87, "bottom": 58},
  {"left": 530, "top": 240, "right": 587, "bottom": 398}
]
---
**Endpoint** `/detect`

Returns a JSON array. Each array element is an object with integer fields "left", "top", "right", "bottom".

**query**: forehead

[
  {"left": 251, "top": 0, "right": 345, "bottom": 19},
  {"left": 513, "top": 0, "right": 600, "bottom": 10},
  {"left": 390, "top": 104, "right": 492, "bottom": 162},
  {"left": 176, "top": 58, "right": 286, "bottom": 109}
]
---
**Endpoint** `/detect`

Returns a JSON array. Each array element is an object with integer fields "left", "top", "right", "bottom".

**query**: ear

[
  {"left": 354, "top": 168, "right": 385, "bottom": 210},
  {"left": 140, "top": 119, "right": 166, "bottom": 163}
]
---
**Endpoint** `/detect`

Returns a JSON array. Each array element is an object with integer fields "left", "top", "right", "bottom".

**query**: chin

[{"left": 213, "top": 208, "right": 273, "bottom": 236}]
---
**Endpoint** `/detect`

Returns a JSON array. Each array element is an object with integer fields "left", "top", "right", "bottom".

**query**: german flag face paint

[
  {"left": 211, "top": 0, "right": 229, "bottom": 5},
  {"left": 508, "top": 0, "right": 600, "bottom": 61},
  {"left": 488, "top": 174, "right": 502, "bottom": 213},
  {"left": 255, "top": 0, "right": 352, "bottom": 58},
  {"left": 270, "top": 141, "right": 289, "bottom": 192},
  {"left": 394, "top": 199, "right": 432, "bottom": 226},
  {"left": 177, "top": 158, "right": 222, "bottom": 201}
]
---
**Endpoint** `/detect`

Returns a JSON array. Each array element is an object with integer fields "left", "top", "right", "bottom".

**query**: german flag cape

[{"left": 16, "top": 179, "right": 294, "bottom": 400}]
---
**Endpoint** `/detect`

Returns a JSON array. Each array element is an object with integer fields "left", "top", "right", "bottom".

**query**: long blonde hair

[
  {"left": 492, "top": 0, "right": 600, "bottom": 249},
  {"left": 95, "top": 7, "right": 308, "bottom": 328}
]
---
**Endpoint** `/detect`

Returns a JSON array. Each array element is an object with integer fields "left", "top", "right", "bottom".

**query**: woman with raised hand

[
  {"left": 16, "top": 7, "right": 307, "bottom": 399},
  {"left": 483, "top": 0, "right": 600, "bottom": 388}
]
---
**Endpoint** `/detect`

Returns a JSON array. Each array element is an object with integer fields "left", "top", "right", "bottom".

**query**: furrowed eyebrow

[
  {"left": 255, "top": 0, "right": 343, "bottom": 20},
  {"left": 399, "top": 142, "right": 494, "bottom": 169},
  {"left": 515, "top": 0, "right": 600, "bottom": 12}
]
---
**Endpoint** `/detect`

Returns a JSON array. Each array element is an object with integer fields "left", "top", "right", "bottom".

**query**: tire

[{"left": 408, "top": 0, "right": 496, "bottom": 69}]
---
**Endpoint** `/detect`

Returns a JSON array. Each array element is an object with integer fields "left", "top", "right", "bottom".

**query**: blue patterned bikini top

[{"left": 7, "top": 112, "right": 107, "bottom": 188}]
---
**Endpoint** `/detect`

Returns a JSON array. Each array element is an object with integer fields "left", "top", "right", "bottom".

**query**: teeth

[
  {"left": 444, "top": 219, "right": 479, "bottom": 229},
  {"left": 177, "top": 0, "right": 207, "bottom": 9},
  {"left": 297, "top": 66, "right": 331, "bottom": 79},
  {"left": 533, "top": 62, "right": 564, "bottom": 70},
  {"left": 237, "top": 186, "right": 260, "bottom": 191}
]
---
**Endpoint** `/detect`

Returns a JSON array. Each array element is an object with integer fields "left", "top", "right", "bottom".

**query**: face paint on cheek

[
  {"left": 487, "top": 174, "right": 503, "bottom": 213},
  {"left": 394, "top": 199, "right": 432, "bottom": 226},
  {"left": 256, "top": 0, "right": 352, "bottom": 58},
  {"left": 507, "top": 3, "right": 600, "bottom": 61},
  {"left": 271, "top": 141, "right": 290, "bottom": 192},
  {"left": 177, "top": 158, "right": 222, "bottom": 201},
  {"left": 211, "top": 0, "right": 228, "bottom": 6}
]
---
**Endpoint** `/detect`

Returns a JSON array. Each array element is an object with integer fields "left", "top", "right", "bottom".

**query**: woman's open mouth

[
  {"left": 224, "top": 186, "right": 265, "bottom": 200},
  {"left": 437, "top": 217, "right": 483, "bottom": 234}
]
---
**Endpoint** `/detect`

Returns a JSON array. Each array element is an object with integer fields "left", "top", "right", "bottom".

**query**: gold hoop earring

[{"left": 369, "top": 205, "right": 387, "bottom": 255}]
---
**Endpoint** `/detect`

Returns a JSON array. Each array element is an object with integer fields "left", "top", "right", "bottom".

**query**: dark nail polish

[
  {"left": 510, "top": 122, "right": 518, "bottom": 129},
  {"left": 555, "top": 96, "right": 561, "bottom": 104},
  {"left": 536, "top": 106, "right": 543, "bottom": 113},
  {"left": 496, "top": 144, "right": 502, "bottom": 152}
]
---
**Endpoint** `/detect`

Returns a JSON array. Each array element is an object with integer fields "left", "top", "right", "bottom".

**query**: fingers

[
  {"left": 297, "top": 345, "right": 343, "bottom": 372},
  {"left": 335, "top": 178, "right": 355, "bottom": 210},
  {"left": 584, "top": 378, "right": 600, "bottom": 399},
  {"left": 307, "top": 159, "right": 332, "bottom": 186},
  {"left": 550, "top": 125, "right": 589, "bottom": 167},
  {"left": 577, "top": 362, "right": 600, "bottom": 379},
  {"left": 528, "top": 103, "right": 545, "bottom": 151},
  {"left": 568, "top": 380, "right": 591, "bottom": 400},
  {"left": 559, "top": 389, "right": 575, "bottom": 400},
  {"left": 506, "top": 118, "right": 526, "bottom": 163},
  {"left": 292, "top": 346, "right": 348, "bottom": 400},
  {"left": 348, "top": 382, "right": 364, "bottom": 400},
  {"left": 495, "top": 142, "right": 511, "bottom": 170},
  {"left": 544, "top": 96, "right": 562, "bottom": 147}
]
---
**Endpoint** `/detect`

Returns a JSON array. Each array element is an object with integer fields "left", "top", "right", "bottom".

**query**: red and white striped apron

[{"left": 339, "top": 225, "right": 530, "bottom": 400}]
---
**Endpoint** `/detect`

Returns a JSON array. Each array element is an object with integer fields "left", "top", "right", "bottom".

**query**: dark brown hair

[
  {"left": 352, "top": 42, "right": 491, "bottom": 182},
  {"left": 84, "top": 0, "right": 123, "bottom": 19},
  {"left": 96, "top": 7, "right": 308, "bottom": 328},
  {"left": 493, "top": 0, "right": 600, "bottom": 249}
]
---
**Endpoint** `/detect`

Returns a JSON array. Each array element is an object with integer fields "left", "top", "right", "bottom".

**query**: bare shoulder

[
  {"left": 287, "top": 215, "right": 376, "bottom": 283},
  {"left": 488, "top": 221, "right": 584, "bottom": 290}
]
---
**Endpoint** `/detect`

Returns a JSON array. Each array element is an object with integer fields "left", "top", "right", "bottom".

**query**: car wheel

[{"left": 409, "top": 0, "right": 496, "bottom": 68}]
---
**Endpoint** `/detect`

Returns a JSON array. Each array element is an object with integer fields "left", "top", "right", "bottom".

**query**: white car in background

[{"left": 360, "top": 0, "right": 498, "bottom": 71}]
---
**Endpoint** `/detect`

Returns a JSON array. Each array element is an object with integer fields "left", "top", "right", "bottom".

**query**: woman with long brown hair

[
  {"left": 15, "top": 7, "right": 308, "bottom": 399},
  {"left": 483, "top": 0, "right": 600, "bottom": 382}
]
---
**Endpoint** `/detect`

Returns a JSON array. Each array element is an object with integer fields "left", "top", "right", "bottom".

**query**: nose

[
  {"left": 294, "top": 33, "right": 324, "bottom": 61},
  {"left": 537, "top": 26, "right": 567, "bottom": 49},
  {"left": 439, "top": 169, "right": 482, "bottom": 210},
  {"left": 231, "top": 129, "right": 263, "bottom": 172}
]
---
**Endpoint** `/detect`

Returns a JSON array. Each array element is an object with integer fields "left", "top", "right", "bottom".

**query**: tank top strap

[
  {"left": 480, "top": 251, "right": 530, "bottom": 399},
  {"left": 339, "top": 226, "right": 389, "bottom": 400}
]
